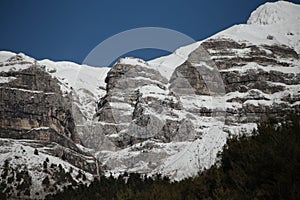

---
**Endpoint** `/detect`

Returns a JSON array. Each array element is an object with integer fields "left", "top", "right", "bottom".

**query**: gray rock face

[
  {"left": 95, "top": 59, "right": 216, "bottom": 149},
  {"left": 202, "top": 38, "right": 300, "bottom": 124},
  {"left": 0, "top": 56, "right": 101, "bottom": 198},
  {"left": 91, "top": 35, "right": 299, "bottom": 179},
  {"left": 0, "top": 65, "right": 76, "bottom": 140},
  {"left": 203, "top": 39, "right": 298, "bottom": 69},
  {"left": 105, "top": 63, "right": 167, "bottom": 91},
  {"left": 170, "top": 63, "right": 210, "bottom": 95}
]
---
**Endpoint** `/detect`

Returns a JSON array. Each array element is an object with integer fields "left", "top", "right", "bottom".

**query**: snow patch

[{"left": 0, "top": 76, "right": 16, "bottom": 83}]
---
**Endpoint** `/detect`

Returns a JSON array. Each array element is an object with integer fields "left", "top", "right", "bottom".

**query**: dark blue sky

[{"left": 1, "top": 0, "right": 300, "bottom": 65}]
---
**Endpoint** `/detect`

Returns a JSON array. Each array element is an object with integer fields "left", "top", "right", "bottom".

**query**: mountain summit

[{"left": 247, "top": 1, "right": 300, "bottom": 25}]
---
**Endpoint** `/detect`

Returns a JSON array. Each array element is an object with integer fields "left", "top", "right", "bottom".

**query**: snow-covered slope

[
  {"left": 149, "top": 42, "right": 201, "bottom": 79},
  {"left": 39, "top": 59, "right": 109, "bottom": 97},
  {"left": 39, "top": 59, "right": 110, "bottom": 123},
  {"left": 0, "top": 138, "right": 93, "bottom": 199},
  {"left": 214, "top": 1, "right": 300, "bottom": 54}
]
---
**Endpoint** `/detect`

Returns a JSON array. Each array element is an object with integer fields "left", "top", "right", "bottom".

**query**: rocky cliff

[
  {"left": 0, "top": 53, "right": 101, "bottom": 199},
  {"left": 91, "top": 1, "right": 300, "bottom": 179}
]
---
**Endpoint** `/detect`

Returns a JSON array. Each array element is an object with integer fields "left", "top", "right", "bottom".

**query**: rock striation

[{"left": 0, "top": 55, "right": 101, "bottom": 199}]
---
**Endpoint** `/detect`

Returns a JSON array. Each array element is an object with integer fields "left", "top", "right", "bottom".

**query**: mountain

[
  {"left": 93, "top": 0, "right": 300, "bottom": 180},
  {"left": 0, "top": 1, "right": 299, "bottom": 198}
]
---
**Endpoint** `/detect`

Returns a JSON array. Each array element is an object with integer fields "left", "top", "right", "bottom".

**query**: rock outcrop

[
  {"left": 0, "top": 64, "right": 76, "bottom": 140},
  {"left": 0, "top": 55, "right": 101, "bottom": 199},
  {"left": 202, "top": 38, "right": 300, "bottom": 125}
]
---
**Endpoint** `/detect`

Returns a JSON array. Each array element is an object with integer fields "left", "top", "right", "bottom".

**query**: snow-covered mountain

[
  {"left": 93, "top": 0, "right": 300, "bottom": 180},
  {"left": 0, "top": 1, "right": 299, "bottom": 198}
]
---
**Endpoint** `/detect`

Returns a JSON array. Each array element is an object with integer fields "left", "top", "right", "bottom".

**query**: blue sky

[{"left": 1, "top": 0, "right": 300, "bottom": 65}]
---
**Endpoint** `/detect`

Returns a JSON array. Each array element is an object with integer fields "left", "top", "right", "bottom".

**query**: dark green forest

[{"left": 47, "top": 114, "right": 300, "bottom": 200}]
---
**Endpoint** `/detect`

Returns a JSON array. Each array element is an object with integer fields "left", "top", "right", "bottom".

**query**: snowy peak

[{"left": 247, "top": 1, "right": 300, "bottom": 25}]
